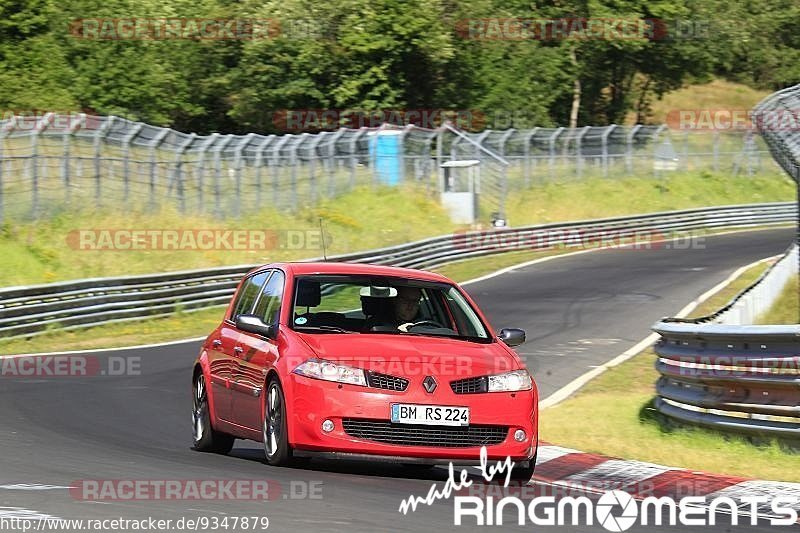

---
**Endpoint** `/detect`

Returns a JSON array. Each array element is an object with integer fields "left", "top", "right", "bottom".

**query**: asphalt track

[{"left": 0, "top": 227, "right": 795, "bottom": 532}]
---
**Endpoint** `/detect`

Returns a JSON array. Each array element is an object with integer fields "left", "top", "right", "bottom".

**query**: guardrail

[
  {"left": 648, "top": 85, "right": 800, "bottom": 441},
  {"left": 652, "top": 322, "right": 799, "bottom": 439},
  {"left": 652, "top": 244, "right": 799, "bottom": 439},
  {"left": 0, "top": 201, "right": 795, "bottom": 339}
]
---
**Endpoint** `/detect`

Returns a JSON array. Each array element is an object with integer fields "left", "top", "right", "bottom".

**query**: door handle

[
  {"left": 233, "top": 346, "right": 244, "bottom": 357},
  {"left": 212, "top": 339, "right": 222, "bottom": 348}
]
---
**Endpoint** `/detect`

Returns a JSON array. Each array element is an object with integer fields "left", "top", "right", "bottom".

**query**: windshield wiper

[{"left": 294, "top": 325, "right": 357, "bottom": 334}]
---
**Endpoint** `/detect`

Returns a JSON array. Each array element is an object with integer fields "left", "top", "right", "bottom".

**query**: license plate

[{"left": 391, "top": 404, "right": 469, "bottom": 426}]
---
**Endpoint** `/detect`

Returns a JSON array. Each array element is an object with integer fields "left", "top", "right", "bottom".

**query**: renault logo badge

[{"left": 422, "top": 375, "right": 437, "bottom": 393}]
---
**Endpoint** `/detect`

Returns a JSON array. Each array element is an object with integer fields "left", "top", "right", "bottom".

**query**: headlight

[
  {"left": 487, "top": 370, "right": 532, "bottom": 392},
  {"left": 292, "top": 358, "right": 367, "bottom": 387}
]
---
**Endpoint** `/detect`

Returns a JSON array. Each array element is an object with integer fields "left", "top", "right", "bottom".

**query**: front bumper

[{"left": 284, "top": 373, "right": 538, "bottom": 462}]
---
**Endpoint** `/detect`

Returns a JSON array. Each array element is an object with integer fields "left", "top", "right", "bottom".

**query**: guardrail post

[
  {"left": 62, "top": 114, "right": 84, "bottom": 208},
  {"left": 302, "top": 133, "right": 317, "bottom": 204},
  {"left": 272, "top": 135, "right": 291, "bottom": 209},
  {"left": 173, "top": 133, "right": 196, "bottom": 215},
  {"left": 121, "top": 122, "right": 143, "bottom": 209},
  {"left": 254, "top": 136, "right": 273, "bottom": 210},
  {"left": 523, "top": 128, "right": 538, "bottom": 187},
  {"left": 328, "top": 129, "right": 346, "bottom": 194},
  {"left": 548, "top": 128, "right": 562, "bottom": 181},
  {"left": 0, "top": 115, "right": 15, "bottom": 223},
  {"left": 147, "top": 127, "right": 170, "bottom": 212},
  {"left": 625, "top": 125, "right": 640, "bottom": 174},
  {"left": 212, "top": 135, "right": 234, "bottom": 218},
  {"left": 194, "top": 134, "right": 218, "bottom": 213},
  {"left": 92, "top": 115, "right": 114, "bottom": 209},
  {"left": 498, "top": 129, "right": 515, "bottom": 211},
  {"left": 232, "top": 134, "right": 253, "bottom": 217},
  {"left": 576, "top": 126, "right": 590, "bottom": 180},
  {"left": 601, "top": 125, "right": 615, "bottom": 178},
  {"left": 31, "top": 113, "right": 54, "bottom": 218}
]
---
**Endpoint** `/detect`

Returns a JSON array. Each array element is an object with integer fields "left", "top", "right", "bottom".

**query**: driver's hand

[{"left": 398, "top": 322, "right": 415, "bottom": 332}]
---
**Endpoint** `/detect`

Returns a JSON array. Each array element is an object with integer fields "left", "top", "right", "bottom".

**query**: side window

[
  {"left": 230, "top": 271, "right": 270, "bottom": 320},
  {"left": 253, "top": 270, "right": 285, "bottom": 325}
]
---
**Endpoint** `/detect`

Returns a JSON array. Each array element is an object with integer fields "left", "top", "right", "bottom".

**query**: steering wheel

[{"left": 398, "top": 319, "right": 446, "bottom": 332}]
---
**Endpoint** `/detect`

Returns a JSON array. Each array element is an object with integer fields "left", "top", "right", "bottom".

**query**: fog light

[
  {"left": 514, "top": 429, "right": 526, "bottom": 442},
  {"left": 322, "top": 419, "right": 334, "bottom": 433}
]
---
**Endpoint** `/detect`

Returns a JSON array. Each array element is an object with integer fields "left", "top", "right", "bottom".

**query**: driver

[{"left": 393, "top": 286, "right": 422, "bottom": 332}]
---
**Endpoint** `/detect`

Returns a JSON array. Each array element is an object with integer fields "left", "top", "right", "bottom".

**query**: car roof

[{"left": 253, "top": 262, "right": 453, "bottom": 283}]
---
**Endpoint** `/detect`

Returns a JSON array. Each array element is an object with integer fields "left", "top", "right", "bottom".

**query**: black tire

[
  {"left": 192, "top": 373, "right": 235, "bottom": 454},
  {"left": 510, "top": 459, "right": 536, "bottom": 482},
  {"left": 403, "top": 463, "right": 436, "bottom": 470},
  {"left": 263, "top": 377, "right": 294, "bottom": 466}
]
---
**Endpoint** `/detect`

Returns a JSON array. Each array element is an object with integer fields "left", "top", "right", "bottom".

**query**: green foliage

[{"left": 0, "top": 0, "right": 796, "bottom": 132}]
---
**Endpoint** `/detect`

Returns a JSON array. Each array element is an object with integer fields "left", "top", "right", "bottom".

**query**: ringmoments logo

[{"left": 398, "top": 448, "right": 799, "bottom": 529}]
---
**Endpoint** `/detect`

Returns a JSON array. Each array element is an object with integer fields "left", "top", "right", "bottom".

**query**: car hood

[{"left": 293, "top": 332, "right": 520, "bottom": 377}]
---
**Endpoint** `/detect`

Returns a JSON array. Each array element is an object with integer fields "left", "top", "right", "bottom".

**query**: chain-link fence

[{"left": 0, "top": 113, "right": 776, "bottom": 222}]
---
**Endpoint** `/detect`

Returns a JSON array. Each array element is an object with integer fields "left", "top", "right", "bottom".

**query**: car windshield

[{"left": 290, "top": 275, "right": 491, "bottom": 342}]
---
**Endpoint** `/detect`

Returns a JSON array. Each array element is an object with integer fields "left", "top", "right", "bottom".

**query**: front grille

[
  {"left": 451, "top": 376, "right": 488, "bottom": 394},
  {"left": 366, "top": 371, "right": 409, "bottom": 391},
  {"left": 342, "top": 419, "right": 508, "bottom": 447}
]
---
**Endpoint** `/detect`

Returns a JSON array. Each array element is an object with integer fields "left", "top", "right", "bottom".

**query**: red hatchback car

[{"left": 192, "top": 262, "right": 538, "bottom": 479}]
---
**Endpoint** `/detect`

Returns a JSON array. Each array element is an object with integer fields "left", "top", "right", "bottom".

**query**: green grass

[
  {"left": 686, "top": 258, "right": 773, "bottom": 319},
  {"left": 0, "top": 185, "right": 459, "bottom": 286},
  {"left": 1, "top": 170, "right": 793, "bottom": 287},
  {"left": 504, "top": 170, "right": 792, "bottom": 225},
  {"left": 626, "top": 79, "right": 771, "bottom": 125},
  {"left": 539, "top": 258, "right": 800, "bottom": 481},
  {"left": 757, "top": 276, "right": 799, "bottom": 324},
  {"left": 0, "top": 306, "right": 226, "bottom": 355}
]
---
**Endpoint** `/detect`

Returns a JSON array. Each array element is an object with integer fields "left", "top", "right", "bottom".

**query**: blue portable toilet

[{"left": 369, "top": 129, "right": 404, "bottom": 185}]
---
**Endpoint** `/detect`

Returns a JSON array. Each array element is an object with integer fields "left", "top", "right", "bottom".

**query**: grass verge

[
  {"left": 626, "top": 79, "right": 770, "bottom": 125},
  {"left": 538, "top": 257, "right": 800, "bottom": 481},
  {"left": 0, "top": 170, "right": 793, "bottom": 287},
  {"left": 757, "top": 276, "right": 799, "bottom": 325}
]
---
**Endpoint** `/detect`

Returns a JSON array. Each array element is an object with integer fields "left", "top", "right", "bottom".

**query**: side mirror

[
  {"left": 236, "top": 314, "right": 277, "bottom": 339},
  {"left": 498, "top": 328, "right": 525, "bottom": 347}
]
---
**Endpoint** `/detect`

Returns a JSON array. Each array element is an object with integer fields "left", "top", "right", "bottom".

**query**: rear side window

[
  {"left": 230, "top": 271, "right": 270, "bottom": 320},
  {"left": 253, "top": 270, "right": 285, "bottom": 324}
]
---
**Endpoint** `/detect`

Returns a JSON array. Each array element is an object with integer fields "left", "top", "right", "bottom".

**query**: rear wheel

[
  {"left": 192, "top": 373, "right": 235, "bottom": 454},
  {"left": 263, "top": 378, "right": 294, "bottom": 466}
]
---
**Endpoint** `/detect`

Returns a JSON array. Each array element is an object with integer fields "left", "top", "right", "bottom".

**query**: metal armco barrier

[
  {"left": 652, "top": 322, "right": 799, "bottom": 439},
  {"left": 648, "top": 85, "right": 800, "bottom": 440},
  {"left": 0, "top": 201, "right": 795, "bottom": 339}
]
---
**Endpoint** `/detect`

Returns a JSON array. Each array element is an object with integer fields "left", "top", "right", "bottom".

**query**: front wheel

[
  {"left": 263, "top": 378, "right": 294, "bottom": 466},
  {"left": 192, "top": 373, "right": 235, "bottom": 454},
  {"left": 510, "top": 459, "right": 536, "bottom": 482}
]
